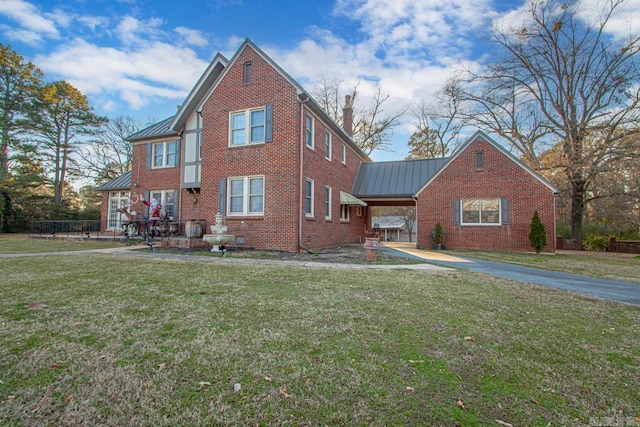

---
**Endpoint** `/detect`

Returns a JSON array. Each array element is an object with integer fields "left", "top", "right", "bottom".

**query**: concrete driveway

[{"left": 381, "top": 243, "right": 640, "bottom": 307}]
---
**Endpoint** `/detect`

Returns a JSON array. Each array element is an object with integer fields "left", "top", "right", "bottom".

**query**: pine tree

[{"left": 529, "top": 211, "right": 547, "bottom": 254}]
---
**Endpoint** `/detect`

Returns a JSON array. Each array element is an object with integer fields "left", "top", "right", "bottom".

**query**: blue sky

[{"left": 1, "top": 0, "right": 638, "bottom": 161}]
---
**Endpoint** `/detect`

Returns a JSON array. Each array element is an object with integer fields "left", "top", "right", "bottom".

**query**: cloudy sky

[{"left": 0, "top": 0, "right": 638, "bottom": 160}]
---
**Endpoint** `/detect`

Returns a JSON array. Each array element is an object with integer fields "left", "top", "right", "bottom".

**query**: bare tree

[
  {"left": 410, "top": 76, "right": 465, "bottom": 158},
  {"left": 77, "top": 115, "right": 143, "bottom": 185},
  {"left": 457, "top": 0, "right": 640, "bottom": 245},
  {"left": 312, "top": 79, "right": 407, "bottom": 155}
]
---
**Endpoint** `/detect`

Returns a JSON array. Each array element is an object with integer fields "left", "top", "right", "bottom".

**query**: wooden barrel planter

[{"left": 185, "top": 220, "right": 203, "bottom": 238}]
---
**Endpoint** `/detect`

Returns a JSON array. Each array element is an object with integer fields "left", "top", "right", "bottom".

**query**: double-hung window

[
  {"left": 324, "top": 186, "right": 331, "bottom": 219},
  {"left": 153, "top": 140, "right": 178, "bottom": 168},
  {"left": 305, "top": 178, "right": 314, "bottom": 217},
  {"left": 230, "top": 108, "right": 266, "bottom": 146},
  {"left": 461, "top": 199, "right": 500, "bottom": 225},
  {"left": 341, "top": 144, "right": 347, "bottom": 164},
  {"left": 305, "top": 114, "right": 314, "bottom": 148},
  {"left": 150, "top": 190, "right": 177, "bottom": 218},
  {"left": 340, "top": 204, "right": 349, "bottom": 222},
  {"left": 325, "top": 131, "right": 331, "bottom": 160},
  {"left": 228, "top": 176, "right": 264, "bottom": 216}
]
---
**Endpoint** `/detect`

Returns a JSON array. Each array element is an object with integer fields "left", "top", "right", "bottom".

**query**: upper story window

[
  {"left": 325, "top": 131, "right": 332, "bottom": 160},
  {"left": 475, "top": 151, "right": 484, "bottom": 170},
  {"left": 153, "top": 140, "right": 178, "bottom": 168},
  {"left": 324, "top": 186, "right": 332, "bottom": 220},
  {"left": 243, "top": 61, "right": 252, "bottom": 84},
  {"left": 228, "top": 176, "right": 264, "bottom": 216},
  {"left": 341, "top": 144, "right": 347, "bottom": 164},
  {"left": 230, "top": 108, "right": 266, "bottom": 146},
  {"left": 305, "top": 114, "right": 314, "bottom": 149},
  {"left": 197, "top": 130, "right": 202, "bottom": 161},
  {"left": 461, "top": 199, "right": 500, "bottom": 225}
]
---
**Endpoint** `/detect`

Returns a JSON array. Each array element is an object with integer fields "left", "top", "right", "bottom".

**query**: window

[
  {"left": 150, "top": 190, "right": 176, "bottom": 218},
  {"left": 305, "top": 178, "right": 314, "bottom": 217},
  {"left": 325, "top": 131, "right": 332, "bottom": 160},
  {"left": 243, "top": 61, "right": 252, "bottom": 84},
  {"left": 475, "top": 151, "right": 484, "bottom": 170},
  {"left": 461, "top": 199, "right": 500, "bottom": 225},
  {"left": 152, "top": 140, "right": 178, "bottom": 168},
  {"left": 197, "top": 130, "right": 202, "bottom": 161},
  {"left": 108, "top": 191, "right": 131, "bottom": 229},
  {"left": 230, "top": 108, "right": 266, "bottom": 146},
  {"left": 305, "top": 114, "right": 314, "bottom": 148},
  {"left": 228, "top": 176, "right": 264, "bottom": 216},
  {"left": 341, "top": 144, "right": 347, "bottom": 164},
  {"left": 324, "top": 186, "right": 332, "bottom": 219},
  {"left": 340, "top": 204, "right": 350, "bottom": 222}
]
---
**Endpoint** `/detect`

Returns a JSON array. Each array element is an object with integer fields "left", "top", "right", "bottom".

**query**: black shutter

[
  {"left": 265, "top": 104, "right": 273, "bottom": 142},
  {"left": 219, "top": 178, "right": 226, "bottom": 214},
  {"left": 174, "top": 139, "right": 180, "bottom": 167},
  {"left": 173, "top": 189, "right": 179, "bottom": 219},
  {"left": 146, "top": 144, "right": 152, "bottom": 169},
  {"left": 453, "top": 200, "right": 461, "bottom": 225},
  {"left": 501, "top": 198, "right": 510, "bottom": 225}
]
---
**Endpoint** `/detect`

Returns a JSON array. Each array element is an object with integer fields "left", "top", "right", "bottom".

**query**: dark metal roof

[
  {"left": 126, "top": 116, "right": 177, "bottom": 142},
  {"left": 352, "top": 157, "right": 449, "bottom": 198},
  {"left": 96, "top": 171, "right": 131, "bottom": 191}
]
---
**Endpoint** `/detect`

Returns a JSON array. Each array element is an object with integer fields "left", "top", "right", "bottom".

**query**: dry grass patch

[
  {"left": 0, "top": 234, "right": 121, "bottom": 254},
  {"left": 1, "top": 254, "right": 639, "bottom": 426}
]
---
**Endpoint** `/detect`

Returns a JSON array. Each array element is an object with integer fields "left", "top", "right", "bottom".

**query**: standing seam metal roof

[
  {"left": 352, "top": 157, "right": 449, "bottom": 198},
  {"left": 95, "top": 171, "right": 132, "bottom": 191},
  {"left": 126, "top": 116, "right": 177, "bottom": 142}
]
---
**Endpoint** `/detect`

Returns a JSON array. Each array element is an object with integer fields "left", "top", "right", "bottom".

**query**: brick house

[{"left": 98, "top": 39, "right": 558, "bottom": 253}]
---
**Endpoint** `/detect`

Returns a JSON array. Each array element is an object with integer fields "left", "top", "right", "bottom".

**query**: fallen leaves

[
  {"left": 405, "top": 386, "right": 415, "bottom": 393},
  {"left": 456, "top": 398, "right": 467, "bottom": 411},
  {"left": 279, "top": 387, "right": 291, "bottom": 398},
  {"left": 464, "top": 336, "right": 475, "bottom": 341},
  {"left": 495, "top": 420, "right": 513, "bottom": 427},
  {"left": 25, "top": 302, "right": 47, "bottom": 309}
]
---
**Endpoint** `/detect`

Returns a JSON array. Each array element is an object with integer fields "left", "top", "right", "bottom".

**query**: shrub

[{"left": 529, "top": 211, "right": 547, "bottom": 254}]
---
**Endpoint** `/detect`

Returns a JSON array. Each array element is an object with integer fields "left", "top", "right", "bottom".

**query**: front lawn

[{"left": 1, "top": 254, "right": 638, "bottom": 426}]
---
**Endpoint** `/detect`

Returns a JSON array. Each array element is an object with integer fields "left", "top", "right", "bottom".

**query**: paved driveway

[{"left": 381, "top": 243, "right": 640, "bottom": 307}]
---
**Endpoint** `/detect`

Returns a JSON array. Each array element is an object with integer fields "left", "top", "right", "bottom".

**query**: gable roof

[
  {"left": 126, "top": 116, "right": 178, "bottom": 142},
  {"left": 352, "top": 157, "right": 449, "bottom": 199},
  {"left": 170, "top": 53, "right": 228, "bottom": 132},
  {"left": 96, "top": 171, "right": 131, "bottom": 191},
  {"left": 415, "top": 130, "right": 559, "bottom": 196}
]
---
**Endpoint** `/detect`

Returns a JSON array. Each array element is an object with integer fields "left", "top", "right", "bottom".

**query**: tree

[
  {"left": 410, "top": 76, "right": 465, "bottom": 159},
  {"left": 457, "top": 0, "right": 640, "bottom": 246},
  {"left": 30, "top": 81, "right": 107, "bottom": 204},
  {"left": 77, "top": 115, "right": 142, "bottom": 185},
  {"left": 529, "top": 211, "right": 547, "bottom": 253},
  {"left": 0, "top": 44, "right": 43, "bottom": 180},
  {"left": 399, "top": 206, "right": 416, "bottom": 243},
  {"left": 312, "top": 78, "right": 406, "bottom": 155}
]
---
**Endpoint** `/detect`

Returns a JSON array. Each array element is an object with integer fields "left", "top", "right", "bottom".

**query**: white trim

[
  {"left": 229, "top": 107, "right": 267, "bottom": 146},
  {"left": 324, "top": 131, "right": 332, "bottom": 161},
  {"left": 152, "top": 140, "right": 178, "bottom": 168},
  {"left": 324, "top": 185, "right": 332, "bottom": 220},
  {"left": 305, "top": 113, "right": 314, "bottom": 149},
  {"left": 227, "top": 175, "right": 265, "bottom": 216},
  {"left": 305, "top": 178, "right": 314, "bottom": 217},
  {"left": 460, "top": 198, "right": 502, "bottom": 226}
]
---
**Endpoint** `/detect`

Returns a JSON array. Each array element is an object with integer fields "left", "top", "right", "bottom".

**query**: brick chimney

[{"left": 342, "top": 95, "right": 353, "bottom": 137}]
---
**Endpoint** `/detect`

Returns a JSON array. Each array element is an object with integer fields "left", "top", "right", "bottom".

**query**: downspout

[{"left": 297, "top": 91, "right": 313, "bottom": 254}]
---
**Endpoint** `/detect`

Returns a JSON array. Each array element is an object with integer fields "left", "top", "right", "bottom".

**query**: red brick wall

[
  {"left": 197, "top": 45, "right": 367, "bottom": 252},
  {"left": 416, "top": 137, "right": 556, "bottom": 252}
]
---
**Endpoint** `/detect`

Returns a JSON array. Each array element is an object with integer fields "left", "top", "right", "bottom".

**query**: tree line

[{"left": 0, "top": 44, "right": 147, "bottom": 232}]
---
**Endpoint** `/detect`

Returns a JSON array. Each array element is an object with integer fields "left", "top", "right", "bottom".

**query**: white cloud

[
  {"left": 115, "top": 15, "right": 164, "bottom": 45},
  {"left": 0, "top": 0, "right": 58, "bottom": 37},
  {"left": 174, "top": 26, "right": 208, "bottom": 47}
]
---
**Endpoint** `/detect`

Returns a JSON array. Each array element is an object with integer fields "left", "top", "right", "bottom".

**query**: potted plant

[{"left": 432, "top": 223, "right": 444, "bottom": 250}]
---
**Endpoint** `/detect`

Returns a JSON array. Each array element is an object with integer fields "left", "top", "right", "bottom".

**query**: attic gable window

[
  {"left": 475, "top": 150, "right": 484, "bottom": 170},
  {"left": 243, "top": 61, "right": 252, "bottom": 84}
]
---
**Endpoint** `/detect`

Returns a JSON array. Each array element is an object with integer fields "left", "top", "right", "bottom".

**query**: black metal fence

[{"left": 29, "top": 220, "right": 103, "bottom": 238}]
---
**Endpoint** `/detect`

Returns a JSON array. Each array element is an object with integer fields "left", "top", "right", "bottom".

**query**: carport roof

[{"left": 352, "top": 157, "right": 449, "bottom": 198}]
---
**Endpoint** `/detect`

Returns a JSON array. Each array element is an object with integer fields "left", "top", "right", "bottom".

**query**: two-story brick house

[{"left": 98, "top": 38, "right": 558, "bottom": 253}]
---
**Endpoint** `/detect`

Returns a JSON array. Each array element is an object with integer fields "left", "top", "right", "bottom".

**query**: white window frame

[
  {"left": 305, "top": 114, "right": 314, "bottom": 149},
  {"left": 324, "top": 131, "right": 332, "bottom": 160},
  {"left": 152, "top": 140, "right": 178, "bottom": 168},
  {"left": 305, "top": 178, "right": 314, "bottom": 217},
  {"left": 150, "top": 190, "right": 177, "bottom": 219},
  {"left": 324, "top": 186, "right": 332, "bottom": 220},
  {"left": 461, "top": 198, "right": 501, "bottom": 225},
  {"left": 107, "top": 191, "right": 131, "bottom": 229},
  {"left": 341, "top": 144, "right": 347, "bottom": 164},
  {"left": 340, "top": 204, "right": 350, "bottom": 222},
  {"left": 229, "top": 107, "right": 266, "bottom": 146},
  {"left": 227, "top": 176, "right": 265, "bottom": 216}
]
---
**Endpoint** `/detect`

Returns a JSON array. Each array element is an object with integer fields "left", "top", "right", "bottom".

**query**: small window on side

[
  {"left": 243, "top": 62, "right": 252, "bottom": 84},
  {"left": 475, "top": 150, "right": 484, "bottom": 170}
]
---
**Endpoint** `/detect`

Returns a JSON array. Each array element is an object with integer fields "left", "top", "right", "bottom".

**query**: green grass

[
  {"left": 0, "top": 234, "right": 122, "bottom": 254},
  {"left": 1, "top": 253, "right": 638, "bottom": 426},
  {"left": 449, "top": 249, "right": 640, "bottom": 284}
]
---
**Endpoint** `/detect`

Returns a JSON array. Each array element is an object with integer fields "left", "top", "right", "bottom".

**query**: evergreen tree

[{"left": 529, "top": 211, "right": 547, "bottom": 254}]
